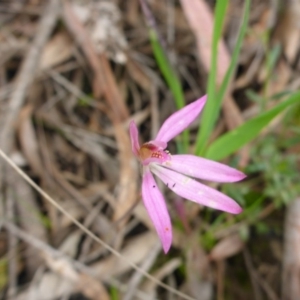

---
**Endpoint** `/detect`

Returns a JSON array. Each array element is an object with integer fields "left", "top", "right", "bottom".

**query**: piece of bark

[{"left": 282, "top": 197, "right": 300, "bottom": 300}]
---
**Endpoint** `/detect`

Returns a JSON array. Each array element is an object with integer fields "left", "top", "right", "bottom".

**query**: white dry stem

[
  {"left": 123, "top": 242, "right": 161, "bottom": 300},
  {"left": 0, "top": 148, "right": 196, "bottom": 300},
  {"left": 282, "top": 197, "right": 300, "bottom": 300}
]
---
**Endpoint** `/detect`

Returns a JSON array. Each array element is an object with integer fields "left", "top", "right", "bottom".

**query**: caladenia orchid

[{"left": 129, "top": 95, "right": 246, "bottom": 253}]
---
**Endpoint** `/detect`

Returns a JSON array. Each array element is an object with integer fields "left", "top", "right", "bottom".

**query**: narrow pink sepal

[
  {"left": 165, "top": 155, "right": 246, "bottom": 182},
  {"left": 151, "top": 164, "right": 242, "bottom": 214},
  {"left": 129, "top": 121, "right": 140, "bottom": 156},
  {"left": 155, "top": 95, "right": 207, "bottom": 143},
  {"left": 142, "top": 170, "right": 173, "bottom": 253}
]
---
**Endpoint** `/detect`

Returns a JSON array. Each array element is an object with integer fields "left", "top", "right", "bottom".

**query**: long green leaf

[
  {"left": 195, "top": 0, "right": 250, "bottom": 155},
  {"left": 216, "top": 0, "right": 250, "bottom": 110},
  {"left": 150, "top": 29, "right": 188, "bottom": 152},
  {"left": 194, "top": 0, "right": 229, "bottom": 155},
  {"left": 150, "top": 30, "right": 185, "bottom": 109},
  {"left": 206, "top": 92, "right": 300, "bottom": 161}
]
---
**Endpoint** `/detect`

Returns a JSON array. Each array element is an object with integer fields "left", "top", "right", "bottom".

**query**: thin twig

[
  {"left": 6, "top": 189, "right": 17, "bottom": 298},
  {"left": 0, "top": 148, "right": 196, "bottom": 300},
  {"left": 243, "top": 248, "right": 279, "bottom": 300},
  {"left": 123, "top": 242, "right": 161, "bottom": 300},
  {"left": 0, "top": 0, "right": 60, "bottom": 153},
  {"left": 243, "top": 248, "right": 263, "bottom": 300}
]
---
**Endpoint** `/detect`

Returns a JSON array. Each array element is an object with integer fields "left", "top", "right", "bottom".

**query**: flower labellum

[{"left": 129, "top": 95, "right": 246, "bottom": 253}]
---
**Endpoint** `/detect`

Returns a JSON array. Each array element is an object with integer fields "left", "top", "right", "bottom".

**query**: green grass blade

[
  {"left": 149, "top": 29, "right": 188, "bottom": 152},
  {"left": 216, "top": 0, "right": 250, "bottom": 110},
  {"left": 150, "top": 30, "right": 185, "bottom": 109},
  {"left": 206, "top": 92, "right": 300, "bottom": 161},
  {"left": 109, "top": 286, "right": 119, "bottom": 300},
  {"left": 194, "top": 0, "right": 228, "bottom": 155}
]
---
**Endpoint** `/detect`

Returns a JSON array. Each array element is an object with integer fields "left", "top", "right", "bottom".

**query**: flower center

[{"left": 138, "top": 143, "right": 170, "bottom": 165}]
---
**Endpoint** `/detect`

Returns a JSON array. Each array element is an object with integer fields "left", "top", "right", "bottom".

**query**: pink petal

[
  {"left": 142, "top": 170, "right": 173, "bottom": 253},
  {"left": 129, "top": 121, "right": 140, "bottom": 156},
  {"left": 148, "top": 140, "right": 167, "bottom": 150},
  {"left": 155, "top": 95, "right": 207, "bottom": 143},
  {"left": 164, "top": 155, "right": 246, "bottom": 182},
  {"left": 150, "top": 164, "right": 242, "bottom": 214}
]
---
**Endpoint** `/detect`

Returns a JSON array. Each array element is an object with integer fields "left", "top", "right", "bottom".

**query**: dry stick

[
  {"left": 47, "top": 70, "right": 100, "bottom": 108},
  {"left": 282, "top": 197, "right": 300, "bottom": 300},
  {"left": 216, "top": 261, "right": 225, "bottom": 300},
  {"left": 123, "top": 242, "right": 161, "bottom": 300},
  {"left": 243, "top": 248, "right": 263, "bottom": 300},
  {"left": 0, "top": 148, "right": 196, "bottom": 300},
  {"left": 243, "top": 248, "right": 279, "bottom": 300},
  {"left": 6, "top": 189, "right": 17, "bottom": 298},
  {"left": 2, "top": 2, "right": 191, "bottom": 298},
  {"left": 63, "top": 0, "right": 128, "bottom": 123},
  {"left": 63, "top": 0, "right": 137, "bottom": 226},
  {"left": 0, "top": 0, "right": 60, "bottom": 153},
  {"left": 0, "top": 4, "right": 60, "bottom": 264},
  {"left": 6, "top": 222, "right": 158, "bottom": 300}
]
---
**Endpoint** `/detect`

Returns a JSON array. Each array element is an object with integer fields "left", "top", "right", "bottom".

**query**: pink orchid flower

[{"left": 129, "top": 95, "right": 246, "bottom": 253}]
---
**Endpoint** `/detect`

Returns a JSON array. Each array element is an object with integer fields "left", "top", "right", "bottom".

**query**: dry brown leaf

[
  {"left": 59, "top": 231, "right": 81, "bottom": 258},
  {"left": 180, "top": 0, "right": 244, "bottom": 129},
  {"left": 183, "top": 236, "right": 213, "bottom": 300},
  {"left": 63, "top": 4, "right": 137, "bottom": 231},
  {"left": 122, "top": 242, "right": 161, "bottom": 300},
  {"left": 92, "top": 232, "right": 157, "bottom": 280},
  {"left": 267, "top": 59, "right": 291, "bottom": 96},
  {"left": 0, "top": 0, "right": 60, "bottom": 156},
  {"left": 77, "top": 273, "right": 110, "bottom": 300},
  {"left": 50, "top": 165, "right": 116, "bottom": 241},
  {"left": 44, "top": 253, "right": 78, "bottom": 282},
  {"left": 141, "top": 258, "right": 182, "bottom": 298},
  {"left": 18, "top": 105, "right": 43, "bottom": 176},
  {"left": 45, "top": 255, "right": 109, "bottom": 300},
  {"left": 126, "top": 0, "right": 140, "bottom": 26},
  {"left": 39, "top": 32, "right": 73, "bottom": 70},
  {"left": 113, "top": 123, "right": 138, "bottom": 223},
  {"left": 90, "top": 2, "right": 127, "bottom": 63},
  {"left": 61, "top": 124, "right": 118, "bottom": 183},
  {"left": 97, "top": 54, "right": 129, "bottom": 121},
  {"left": 209, "top": 234, "right": 244, "bottom": 261},
  {"left": 240, "top": 6, "right": 272, "bottom": 64},
  {"left": 134, "top": 202, "right": 153, "bottom": 229},
  {"left": 222, "top": 95, "right": 245, "bottom": 130},
  {"left": 63, "top": 1, "right": 129, "bottom": 122},
  {"left": 65, "top": 3, "right": 137, "bottom": 225},
  {"left": 180, "top": 0, "right": 230, "bottom": 85},
  {"left": 103, "top": 108, "right": 150, "bottom": 136},
  {"left": 15, "top": 272, "right": 75, "bottom": 300},
  {"left": 71, "top": 0, "right": 128, "bottom": 63},
  {"left": 273, "top": 0, "right": 300, "bottom": 64},
  {"left": 127, "top": 56, "right": 152, "bottom": 91},
  {"left": 234, "top": 49, "right": 264, "bottom": 89},
  {"left": 57, "top": 200, "right": 85, "bottom": 229},
  {"left": 13, "top": 176, "right": 47, "bottom": 277}
]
